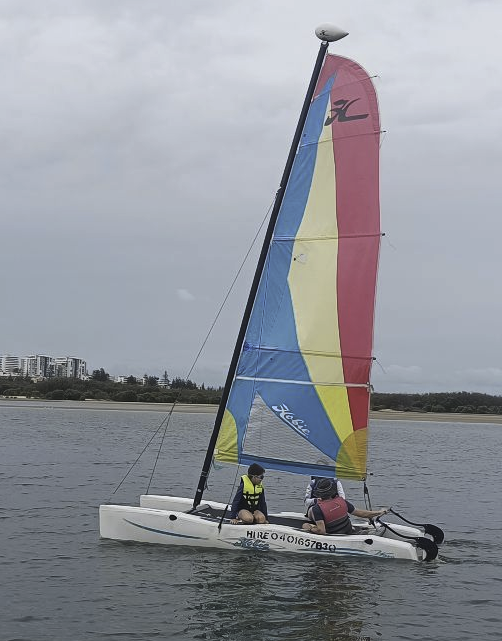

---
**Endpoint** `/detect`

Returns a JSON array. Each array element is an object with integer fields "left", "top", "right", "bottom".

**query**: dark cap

[
  {"left": 247, "top": 463, "right": 265, "bottom": 477},
  {"left": 313, "top": 478, "right": 337, "bottom": 499}
]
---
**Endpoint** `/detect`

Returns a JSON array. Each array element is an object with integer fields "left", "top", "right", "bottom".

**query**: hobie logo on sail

[
  {"left": 272, "top": 404, "right": 310, "bottom": 437},
  {"left": 325, "top": 98, "right": 369, "bottom": 125}
]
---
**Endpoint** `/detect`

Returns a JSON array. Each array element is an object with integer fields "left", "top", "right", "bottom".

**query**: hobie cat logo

[
  {"left": 325, "top": 98, "right": 369, "bottom": 125},
  {"left": 272, "top": 404, "right": 310, "bottom": 437}
]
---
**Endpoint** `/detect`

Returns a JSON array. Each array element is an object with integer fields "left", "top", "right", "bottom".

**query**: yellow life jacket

[{"left": 242, "top": 474, "right": 263, "bottom": 511}]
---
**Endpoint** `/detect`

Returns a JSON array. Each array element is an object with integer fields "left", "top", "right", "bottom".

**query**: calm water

[{"left": 1, "top": 401, "right": 501, "bottom": 641}]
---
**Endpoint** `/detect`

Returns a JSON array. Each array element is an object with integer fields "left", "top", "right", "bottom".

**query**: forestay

[{"left": 215, "top": 55, "right": 381, "bottom": 480}]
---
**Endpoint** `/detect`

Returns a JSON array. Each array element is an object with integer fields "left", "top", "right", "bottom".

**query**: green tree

[
  {"left": 91, "top": 368, "right": 110, "bottom": 382},
  {"left": 113, "top": 390, "right": 137, "bottom": 402},
  {"left": 64, "top": 389, "right": 83, "bottom": 401},
  {"left": 47, "top": 389, "right": 65, "bottom": 400},
  {"left": 171, "top": 377, "right": 197, "bottom": 390}
]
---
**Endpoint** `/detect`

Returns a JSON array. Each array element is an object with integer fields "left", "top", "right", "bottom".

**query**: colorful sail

[{"left": 215, "top": 54, "right": 380, "bottom": 480}]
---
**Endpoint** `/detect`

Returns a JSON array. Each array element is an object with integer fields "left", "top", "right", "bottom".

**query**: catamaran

[{"left": 100, "top": 25, "right": 443, "bottom": 561}]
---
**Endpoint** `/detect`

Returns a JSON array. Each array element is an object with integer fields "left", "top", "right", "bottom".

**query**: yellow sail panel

[
  {"left": 215, "top": 410, "right": 238, "bottom": 463},
  {"left": 335, "top": 427, "right": 368, "bottom": 479},
  {"left": 288, "top": 96, "right": 356, "bottom": 453}
]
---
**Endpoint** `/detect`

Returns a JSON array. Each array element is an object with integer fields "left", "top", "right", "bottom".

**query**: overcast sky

[{"left": 1, "top": 0, "right": 501, "bottom": 394}]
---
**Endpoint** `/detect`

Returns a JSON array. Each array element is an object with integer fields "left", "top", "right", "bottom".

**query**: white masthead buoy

[{"left": 315, "top": 24, "right": 348, "bottom": 42}]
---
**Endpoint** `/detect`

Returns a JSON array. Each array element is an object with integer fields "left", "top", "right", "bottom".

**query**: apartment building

[
  {"left": 1, "top": 354, "right": 87, "bottom": 379},
  {"left": 1, "top": 355, "right": 21, "bottom": 375}
]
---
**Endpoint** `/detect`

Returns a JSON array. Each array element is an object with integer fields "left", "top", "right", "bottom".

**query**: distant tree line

[
  {"left": 2, "top": 373, "right": 501, "bottom": 414},
  {"left": 371, "top": 391, "right": 502, "bottom": 415},
  {"left": 0, "top": 369, "right": 222, "bottom": 404}
]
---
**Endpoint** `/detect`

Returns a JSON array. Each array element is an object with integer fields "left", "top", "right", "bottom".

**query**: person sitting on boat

[
  {"left": 229, "top": 463, "right": 268, "bottom": 525},
  {"left": 304, "top": 475, "right": 345, "bottom": 511},
  {"left": 301, "top": 478, "right": 388, "bottom": 535}
]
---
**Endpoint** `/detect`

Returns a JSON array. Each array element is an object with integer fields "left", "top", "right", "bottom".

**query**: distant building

[
  {"left": 158, "top": 371, "right": 170, "bottom": 388},
  {"left": 54, "top": 357, "right": 87, "bottom": 379},
  {"left": 21, "top": 355, "right": 55, "bottom": 378},
  {"left": 1, "top": 354, "right": 88, "bottom": 380},
  {"left": 1, "top": 355, "right": 21, "bottom": 375},
  {"left": 115, "top": 375, "right": 142, "bottom": 385}
]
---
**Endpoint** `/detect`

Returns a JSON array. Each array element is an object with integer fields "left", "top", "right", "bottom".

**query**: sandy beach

[
  {"left": 1, "top": 397, "right": 501, "bottom": 423},
  {"left": 370, "top": 409, "right": 502, "bottom": 424},
  {"left": 0, "top": 398, "right": 218, "bottom": 414}
]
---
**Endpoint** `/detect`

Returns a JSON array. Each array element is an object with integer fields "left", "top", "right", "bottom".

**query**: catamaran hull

[
  {"left": 138, "top": 494, "right": 424, "bottom": 543},
  {"left": 99, "top": 497, "right": 423, "bottom": 561}
]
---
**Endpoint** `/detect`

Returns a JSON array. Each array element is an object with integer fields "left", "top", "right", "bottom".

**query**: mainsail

[{"left": 215, "top": 54, "right": 380, "bottom": 480}]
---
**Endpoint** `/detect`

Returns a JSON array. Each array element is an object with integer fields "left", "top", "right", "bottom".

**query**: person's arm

[
  {"left": 351, "top": 507, "right": 389, "bottom": 520},
  {"left": 336, "top": 480, "right": 346, "bottom": 499},
  {"left": 229, "top": 482, "right": 244, "bottom": 521},
  {"left": 305, "top": 518, "right": 326, "bottom": 535},
  {"left": 304, "top": 480, "right": 316, "bottom": 510},
  {"left": 258, "top": 490, "right": 268, "bottom": 520},
  {"left": 302, "top": 504, "right": 326, "bottom": 534}
]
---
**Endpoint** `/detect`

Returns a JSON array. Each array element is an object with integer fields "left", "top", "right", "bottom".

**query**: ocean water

[{"left": 1, "top": 401, "right": 501, "bottom": 641}]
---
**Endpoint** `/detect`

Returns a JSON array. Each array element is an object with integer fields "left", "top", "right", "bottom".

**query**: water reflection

[
  {"left": 3, "top": 406, "right": 501, "bottom": 641},
  {"left": 186, "top": 550, "right": 379, "bottom": 641}
]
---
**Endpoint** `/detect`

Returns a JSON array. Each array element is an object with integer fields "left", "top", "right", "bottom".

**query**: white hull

[{"left": 99, "top": 495, "right": 426, "bottom": 561}]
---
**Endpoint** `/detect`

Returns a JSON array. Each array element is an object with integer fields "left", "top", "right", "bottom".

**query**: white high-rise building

[
  {"left": 54, "top": 357, "right": 87, "bottom": 379},
  {"left": 5, "top": 353, "right": 88, "bottom": 380},
  {"left": 1, "top": 355, "right": 20, "bottom": 374},
  {"left": 21, "top": 355, "right": 55, "bottom": 378}
]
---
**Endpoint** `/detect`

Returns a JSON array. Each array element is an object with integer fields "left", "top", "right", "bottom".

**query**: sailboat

[{"left": 100, "top": 25, "right": 443, "bottom": 561}]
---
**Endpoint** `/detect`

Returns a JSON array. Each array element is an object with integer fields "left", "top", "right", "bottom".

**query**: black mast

[{"left": 193, "top": 40, "right": 330, "bottom": 509}]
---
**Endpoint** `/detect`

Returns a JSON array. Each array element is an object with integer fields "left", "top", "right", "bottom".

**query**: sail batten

[
  {"left": 215, "top": 53, "right": 380, "bottom": 481},
  {"left": 274, "top": 233, "right": 381, "bottom": 241},
  {"left": 236, "top": 376, "right": 369, "bottom": 388}
]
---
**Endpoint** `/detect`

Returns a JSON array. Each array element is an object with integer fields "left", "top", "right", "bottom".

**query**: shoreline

[{"left": 1, "top": 397, "right": 501, "bottom": 423}]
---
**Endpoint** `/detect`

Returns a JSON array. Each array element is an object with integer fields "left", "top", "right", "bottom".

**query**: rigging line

[
  {"left": 217, "top": 464, "right": 245, "bottom": 531},
  {"left": 109, "top": 412, "right": 170, "bottom": 496},
  {"left": 363, "top": 479, "right": 372, "bottom": 510},
  {"left": 382, "top": 232, "right": 397, "bottom": 251},
  {"left": 145, "top": 405, "right": 177, "bottom": 495},
  {"left": 373, "top": 358, "right": 387, "bottom": 375},
  {"left": 184, "top": 199, "right": 274, "bottom": 383},
  {"left": 145, "top": 197, "right": 275, "bottom": 494},
  {"left": 140, "top": 384, "right": 203, "bottom": 494},
  {"left": 109, "top": 374, "right": 205, "bottom": 497}
]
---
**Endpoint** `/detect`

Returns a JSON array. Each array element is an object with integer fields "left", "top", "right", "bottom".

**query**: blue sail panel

[{"left": 215, "top": 54, "right": 379, "bottom": 481}]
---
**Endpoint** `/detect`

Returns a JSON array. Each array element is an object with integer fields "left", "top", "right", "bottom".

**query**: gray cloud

[{"left": 1, "top": 1, "right": 501, "bottom": 392}]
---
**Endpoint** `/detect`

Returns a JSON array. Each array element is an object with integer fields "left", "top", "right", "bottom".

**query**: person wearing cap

[
  {"left": 229, "top": 463, "right": 268, "bottom": 525},
  {"left": 304, "top": 475, "right": 346, "bottom": 511},
  {"left": 301, "top": 478, "right": 388, "bottom": 535}
]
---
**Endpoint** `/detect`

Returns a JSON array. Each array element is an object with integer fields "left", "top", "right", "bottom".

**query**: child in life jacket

[
  {"left": 302, "top": 478, "right": 388, "bottom": 535},
  {"left": 304, "top": 475, "right": 346, "bottom": 511},
  {"left": 229, "top": 463, "right": 268, "bottom": 524}
]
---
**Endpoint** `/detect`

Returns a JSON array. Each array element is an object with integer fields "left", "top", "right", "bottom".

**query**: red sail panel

[{"left": 316, "top": 55, "right": 380, "bottom": 431}]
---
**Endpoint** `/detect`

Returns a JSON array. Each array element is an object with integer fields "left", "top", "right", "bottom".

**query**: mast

[{"left": 193, "top": 26, "right": 348, "bottom": 508}]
